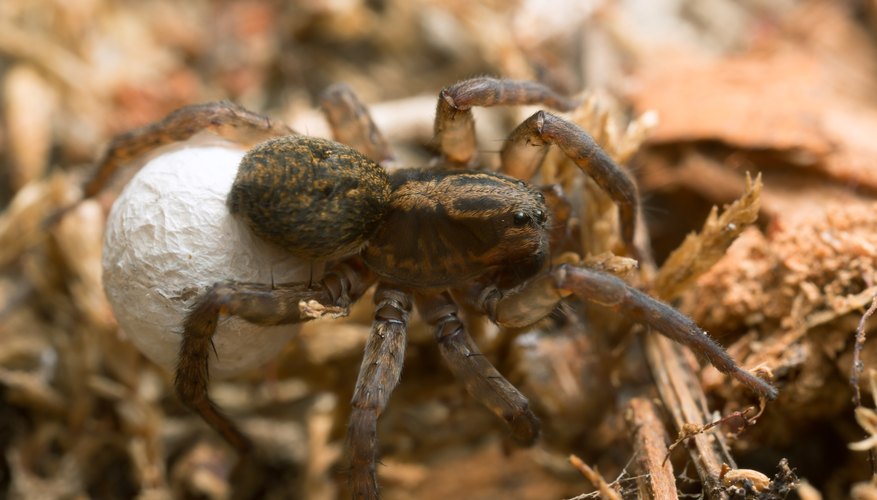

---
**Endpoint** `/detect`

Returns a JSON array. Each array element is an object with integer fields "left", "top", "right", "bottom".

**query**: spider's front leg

[
  {"left": 348, "top": 285, "right": 412, "bottom": 500},
  {"left": 416, "top": 291, "right": 540, "bottom": 446},
  {"left": 502, "top": 111, "right": 641, "bottom": 259},
  {"left": 480, "top": 265, "right": 778, "bottom": 400},
  {"left": 175, "top": 260, "right": 374, "bottom": 452},
  {"left": 433, "top": 79, "right": 641, "bottom": 259},
  {"left": 434, "top": 77, "right": 579, "bottom": 167}
]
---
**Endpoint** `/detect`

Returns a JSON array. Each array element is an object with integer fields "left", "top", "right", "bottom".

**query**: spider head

[
  {"left": 363, "top": 170, "right": 550, "bottom": 289},
  {"left": 488, "top": 182, "right": 551, "bottom": 289}
]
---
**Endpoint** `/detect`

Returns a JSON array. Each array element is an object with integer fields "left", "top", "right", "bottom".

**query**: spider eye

[
  {"left": 513, "top": 211, "right": 529, "bottom": 226},
  {"left": 535, "top": 210, "right": 546, "bottom": 223},
  {"left": 536, "top": 192, "right": 545, "bottom": 203}
]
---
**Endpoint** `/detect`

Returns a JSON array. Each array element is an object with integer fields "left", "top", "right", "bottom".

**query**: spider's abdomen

[
  {"left": 229, "top": 136, "right": 391, "bottom": 259},
  {"left": 362, "top": 169, "right": 550, "bottom": 289}
]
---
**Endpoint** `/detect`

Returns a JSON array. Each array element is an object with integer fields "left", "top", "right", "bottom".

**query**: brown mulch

[{"left": 2, "top": 1, "right": 877, "bottom": 498}]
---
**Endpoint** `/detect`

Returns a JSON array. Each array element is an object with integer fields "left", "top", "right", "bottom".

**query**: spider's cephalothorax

[
  {"left": 366, "top": 168, "right": 550, "bottom": 289},
  {"left": 90, "top": 78, "right": 777, "bottom": 500}
]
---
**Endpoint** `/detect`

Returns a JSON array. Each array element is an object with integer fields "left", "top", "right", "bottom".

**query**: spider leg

[
  {"left": 320, "top": 82, "right": 394, "bottom": 165},
  {"left": 502, "top": 111, "right": 640, "bottom": 258},
  {"left": 417, "top": 291, "right": 540, "bottom": 446},
  {"left": 174, "top": 260, "right": 373, "bottom": 453},
  {"left": 434, "top": 77, "right": 578, "bottom": 167},
  {"left": 348, "top": 286, "right": 412, "bottom": 500},
  {"left": 85, "top": 101, "right": 295, "bottom": 197},
  {"left": 479, "top": 264, "right": 778, "bottom": 400}
]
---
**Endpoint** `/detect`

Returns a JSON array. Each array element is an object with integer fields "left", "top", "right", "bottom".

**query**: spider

[{"left": 89, "top": 77, "right": 777, "bottom": 499}]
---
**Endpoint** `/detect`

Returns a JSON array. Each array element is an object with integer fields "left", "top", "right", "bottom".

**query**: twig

[
  {"left": 626, "top": 397, "right": 678, "bottom": 498},
  {"left": 664, "top": 405, "right": 759, "bottom": 462},
  {"left": 851, "top": 292, "right": 877, "bottom": 407},
  {"left": 568, "top": 455, "right": 622, "bottom": 500},
  {"left": 566, "top": 457, "right": 643, "bottom": 500},
  {"left": 645, "top": 334, "right": 737, "bottom": 499},
  {"left": 850, "top": 292, "right": 877, "bottom": 478},
  {"left": 0, "top": 20, "right": 93, "bottom": 94}
]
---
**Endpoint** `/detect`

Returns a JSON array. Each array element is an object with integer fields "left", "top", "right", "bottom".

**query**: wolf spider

[{"left": 89, "top": 77, "right": 777, "bottom": 499}]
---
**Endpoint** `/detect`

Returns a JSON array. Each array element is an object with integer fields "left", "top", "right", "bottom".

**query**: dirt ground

[{"left": 2, "top": 1, "right": 877, "bottom": 499}]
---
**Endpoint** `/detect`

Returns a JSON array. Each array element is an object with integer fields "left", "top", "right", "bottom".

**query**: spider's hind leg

[
  {"left": 85, "top": 101, "right": 295, "bottom": 198},
  {"left": 174, "top": 260, "right": 373, "bottom": 453},
  {"left": 320, "top": 83, "right": 394, "bottom": 165}
]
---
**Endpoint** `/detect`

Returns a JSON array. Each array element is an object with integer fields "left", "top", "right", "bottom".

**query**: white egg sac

[{"left": 102, "top": 144, "right": 311, "bottom": 378}]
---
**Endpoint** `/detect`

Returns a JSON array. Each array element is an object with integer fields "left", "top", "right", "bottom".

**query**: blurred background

[{"left": 2, "top": 0, "right": 877, "bottom": 498}]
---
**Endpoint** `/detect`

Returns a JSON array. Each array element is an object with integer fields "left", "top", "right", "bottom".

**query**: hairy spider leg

[
  {"left": 433, "top": 79, "right": 641, "bottom": 260},
  {"left": 417, "top": 291, "right": 541, "bottom": 446},
  {"left": 501, "top": 111, "right": 641, "bottom": 260},
  {"left": 85, "top": 101, "right": 296, "bottom": 197},
  {"left": 174, "top": 261, "right": 374, "bottom": 453},
  {"left": 481, "top": 264, "right": 778, "bottom": 400},
  {"left": 348, "top": 286, "right": 412, "bottom": 500},
  {"left": 321, "top": 83, "right": 394, "bottom": 165},
  {"left": 434, "top": 77, "right": 579, "bottom": 167}
]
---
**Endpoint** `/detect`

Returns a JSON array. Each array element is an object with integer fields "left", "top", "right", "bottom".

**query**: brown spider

[{"left": 89, "top": 77, "right": 777, "bottom": 499}]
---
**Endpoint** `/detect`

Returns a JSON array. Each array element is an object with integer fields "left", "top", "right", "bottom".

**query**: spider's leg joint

[
  {"left": 440, "top": 88, "right": 463, "bottom": 110},
  {"left": 533, "top": 110, "right": 546, "bottom": 133},
  {"left": 434, "top": 313, "right": 465, "bottom": 344}
]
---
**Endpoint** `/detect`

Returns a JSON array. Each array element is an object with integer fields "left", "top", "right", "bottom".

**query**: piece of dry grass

[{"left": 652, "top": 173, "right": 762, "bottom": 301}]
